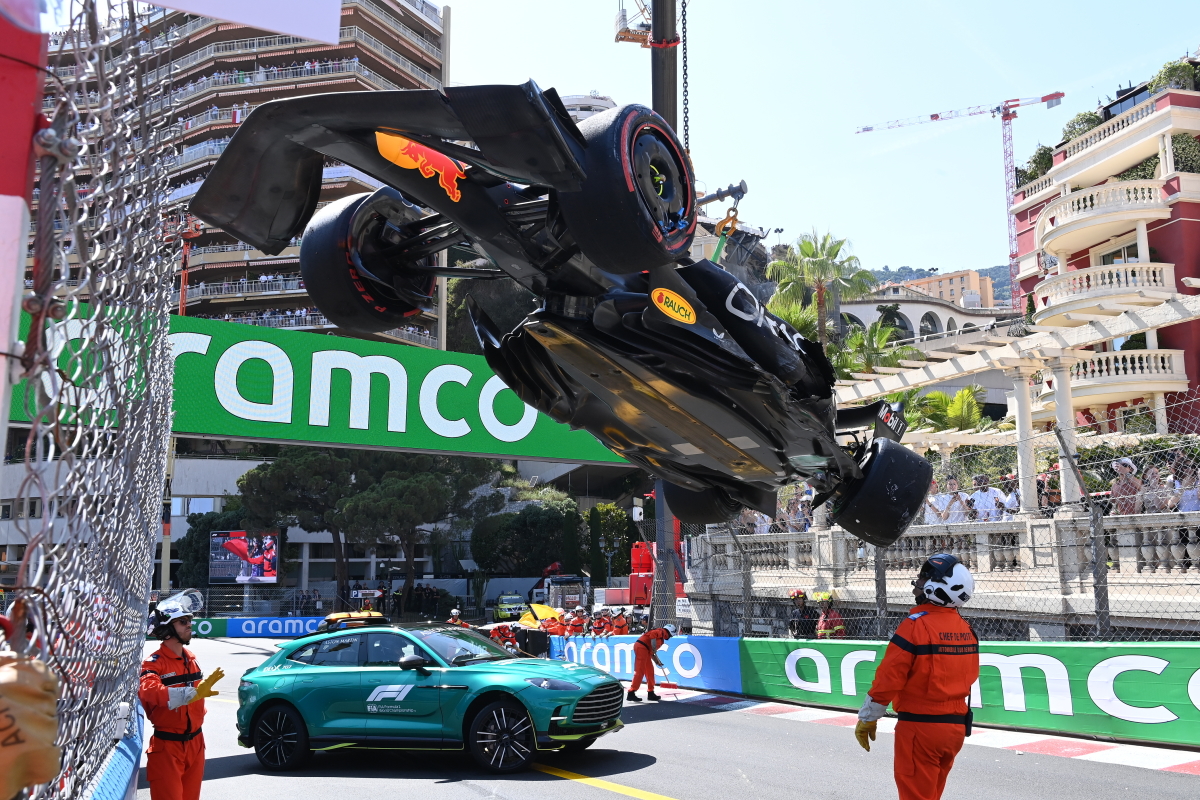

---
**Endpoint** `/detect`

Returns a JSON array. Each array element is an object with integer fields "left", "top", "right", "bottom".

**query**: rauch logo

[{"left": 653, "top": 289, "right": 696, "bottom": 324}]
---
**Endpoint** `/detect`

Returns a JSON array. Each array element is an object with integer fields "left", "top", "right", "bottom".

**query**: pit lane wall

[{"left": 557, "top": 636, "right": 1200, "bottom": 749}]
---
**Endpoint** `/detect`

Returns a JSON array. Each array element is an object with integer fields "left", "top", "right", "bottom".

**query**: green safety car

[
  {"left": 492, "top": 594, "right": 528, "bottom": 623},
  {"left": 236, "top": 614, "right": 623, "bottom": 773}
]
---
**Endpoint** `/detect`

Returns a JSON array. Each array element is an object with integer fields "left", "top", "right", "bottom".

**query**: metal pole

[
  {"left": 436, "top": 6, "right": 451, "bottom": 351},
  {"left": 650, "top": 0, "right": 678, "bottom": 130},
  {"left": 874, "top": 544, "right": 888, "bottom": 639},
  {"left": 653, "top": 479, "right": 678, "bottom": 628},
  {"left": 1053, "top": 427, "right": 1112, "bottom": 638}
]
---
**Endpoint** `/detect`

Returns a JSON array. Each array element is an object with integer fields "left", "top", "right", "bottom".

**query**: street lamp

[{"left": 598, "top": 534, "right": 619, "bottom": 587}]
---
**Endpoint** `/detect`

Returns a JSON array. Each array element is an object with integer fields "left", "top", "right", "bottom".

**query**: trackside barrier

[
  {"left": 181, "top": 617, "right": 326, "bottom": 637},
  {"left": 554, "top": 636, "right": 1200, "bottom": 749}
]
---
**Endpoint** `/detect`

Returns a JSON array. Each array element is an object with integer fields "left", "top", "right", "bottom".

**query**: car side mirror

[{"left": 399, "top": 654, "right": 430, "bottom": 675}]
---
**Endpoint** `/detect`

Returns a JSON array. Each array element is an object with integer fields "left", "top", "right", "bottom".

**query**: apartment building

[
  {"left": 902, "top": 269, "right": 995, "bottom": 309},
  {"left": 1009, "top": 57, "right": 1200, "bottom": 428},
  {"left": 111, "top": 2, "right": 444, "bottom": 349}
]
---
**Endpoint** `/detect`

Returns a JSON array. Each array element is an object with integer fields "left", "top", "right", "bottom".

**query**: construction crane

[{"left": 857, "top": 92, "right": 1064, "bottom": 307}]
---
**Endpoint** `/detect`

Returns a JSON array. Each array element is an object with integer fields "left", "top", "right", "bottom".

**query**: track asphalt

[{"left": 136, "top": 637, "right": 1200, "bottom": 800}]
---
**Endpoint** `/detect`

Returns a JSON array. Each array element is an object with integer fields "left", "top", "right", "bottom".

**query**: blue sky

[{"left": 444, "top": 0, "right": 1199, "bottom": 274}]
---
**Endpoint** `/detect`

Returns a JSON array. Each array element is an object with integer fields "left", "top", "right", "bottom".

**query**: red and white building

[{"left": 1011, "top": 71, "right": 1200, "bottom": 429}]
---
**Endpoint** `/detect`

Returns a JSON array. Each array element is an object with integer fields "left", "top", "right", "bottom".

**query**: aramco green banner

[{"left": 11, "top": 314, "right": 624, "bottom": 464}]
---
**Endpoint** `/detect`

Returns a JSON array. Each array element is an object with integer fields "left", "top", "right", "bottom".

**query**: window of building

[
  {"left": 939, "top": 291, "right": 944, "bottom": 298},
  {"left": 1100, "top": 243, "right": 1139, "bottom": 265},
  {"left": 0, "top": 502, "right": 10, "bottom": 520},
  {"left": 189, "top": 497, "right": 215, "bottom": 515},
  {"left": 960, "top": 277, "right": 966, "bottom": 284},
  {"left": 950, "top": 289, "right": 955, "bottom": 296}
]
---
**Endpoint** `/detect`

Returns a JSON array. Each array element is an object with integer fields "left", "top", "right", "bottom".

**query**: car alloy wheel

[
  {"left": 253, "top": 705, "right": 308, "bottom": 771},
  {"left": 469, "top": 700, "right": 536, "bottom": 773}
]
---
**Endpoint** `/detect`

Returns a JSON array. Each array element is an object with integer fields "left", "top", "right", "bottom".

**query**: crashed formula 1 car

[{"left": 190, "top": 82, "right": 931, "bottom": 546}]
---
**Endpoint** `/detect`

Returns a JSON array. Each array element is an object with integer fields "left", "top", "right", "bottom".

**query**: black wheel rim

[
  {"left": 257, "top": 710, "right": 300, "bottom": 767},
  {"left": 631, "top": 127, "right": 689, "bottom": 236},
  {"left": 475, "top": 706, "right": 533, "bottom": 770}
]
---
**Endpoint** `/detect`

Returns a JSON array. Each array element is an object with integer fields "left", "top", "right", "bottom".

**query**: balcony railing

[
  {"left": 195, "top": 313, "right": 437, "bottom": 346},
  {"left": 1035, "top": 179, "right": 1166, "bottom": 249},
  {"left": 345, "top": 0, "right": 442, "bottom": 59},
  {"left": 1061, "top": 92, "right": 1163, "bottom": 161},
  {"left": 1035, "top": 262, "right": 1175, "bottom": 310},
  {"left": 1036, "top": 350, "right": 1186, "bottom": 402},
  {"left": 173, "top": 277, "right": 306, "bottom": 304}
]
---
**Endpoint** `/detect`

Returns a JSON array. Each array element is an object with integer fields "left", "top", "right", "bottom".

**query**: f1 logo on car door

[
  {"left": 366, "top": 684, "right": 414, "bottom": 707},
  {"left": 363, "top": 632, "right": 443, "bottom": 740}
]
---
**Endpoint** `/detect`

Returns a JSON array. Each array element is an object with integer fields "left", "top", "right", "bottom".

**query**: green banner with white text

[
  {"left": 11, "top": 313, "right": 625, "bottom": 464},
  {"left": 739, "top": 639, "right": 1200, "bottom": 748}
]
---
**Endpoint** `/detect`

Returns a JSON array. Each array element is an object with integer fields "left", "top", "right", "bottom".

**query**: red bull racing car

[{"left": 191, "top": 82, "right": 930, "bottom": 546}]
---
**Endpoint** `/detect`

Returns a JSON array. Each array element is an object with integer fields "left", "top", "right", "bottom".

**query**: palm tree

[
  {"left": 767, "top": 230, "right": 877, "bottom": 346},
  {"left": 765, "top": 295, "right": 819, "bottom": 342},
  {"left": 915, "top": 385, "right": 987, "bottom": 431},
  {"left": 830, "top": 321, "right": 922, "bottom": 380}
]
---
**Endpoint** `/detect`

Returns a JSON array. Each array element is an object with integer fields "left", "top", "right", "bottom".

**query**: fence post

[
  {"left": 1055, "top": 426, "right": 1112, "bottom": 638},
  {"left": 873, "top": 544, "right": 888, "bottom": 639},
  {"left": 652, "top": 479, "right": 678, "bottom": 629}
]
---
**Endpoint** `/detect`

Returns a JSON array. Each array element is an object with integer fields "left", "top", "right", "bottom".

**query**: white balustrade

[
  {"left": 1036, "top": 262, "right": 1174, "bottom": 309},
  {"left": 1062, "top": 94, "right": 1161, "bottom": 160},
  {"left": 1035, "top": 180, "right": 1167, "bottom": 250},
  {"left": 1016, "top": 174, "right": 1055, "bottom": 201},
  {"left": 1062, "top": 349, "right": 1182, "bottom": 385}
]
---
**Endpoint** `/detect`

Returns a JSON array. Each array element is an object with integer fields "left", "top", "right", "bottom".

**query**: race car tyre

[
  {"left": 467, "top": 699, "right": 537, "bottom": 773},
  {"left": 662, "top": 481, "right": 742, "bottom": 524},
  {"left": 252, "top": 704, "right": 310, "bottom": 771},
  {"left": 558, "top": 104, "right": 696, "bottom": 273},
  {"left": 829, "top": 437, "right": 933, "bottom": 548},
  {"left": 299, "top": 191, "right": 434, "bottom": 333}
]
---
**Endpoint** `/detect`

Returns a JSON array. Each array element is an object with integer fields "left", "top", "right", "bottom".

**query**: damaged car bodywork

[{"left": 190, "top": 82, "right": 931, "bottom": 546}]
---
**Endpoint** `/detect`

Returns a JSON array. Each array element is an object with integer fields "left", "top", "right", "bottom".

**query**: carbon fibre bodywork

[{"left": 191, "top": 82, "right": 926, "bottom": 539}]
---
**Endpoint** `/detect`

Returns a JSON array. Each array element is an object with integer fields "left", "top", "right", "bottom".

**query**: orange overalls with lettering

[
  {"left": 630, "top": 628, "right": 670, "bottom": 692},
  {"left": 566, "top": 616, "right": 586, "bottom": 637},
  {"left": 866, "top": 605, "right": 980, "bottom": 800},
  {"left": 138, "top": 644, "right": 207, "bottom": 800},
  {"left": 611, "top": 614, "right": 629, "bottom": 636}
]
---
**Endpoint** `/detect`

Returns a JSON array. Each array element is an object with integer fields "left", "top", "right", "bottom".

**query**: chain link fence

[
  {"left": 684, "top": 389, "right": 1200, "bottom": 643},
  {"left": 8, "top": 4, "right": 177, "bottom": 798}
]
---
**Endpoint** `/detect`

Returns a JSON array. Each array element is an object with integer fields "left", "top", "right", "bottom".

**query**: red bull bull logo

[{"left": 375, "top": 131, "right": 467, "bottom": 202}]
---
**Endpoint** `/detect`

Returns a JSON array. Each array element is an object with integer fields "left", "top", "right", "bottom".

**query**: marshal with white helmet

[{"left": 915, "top": 553, "right": 974, "bottom": 608}]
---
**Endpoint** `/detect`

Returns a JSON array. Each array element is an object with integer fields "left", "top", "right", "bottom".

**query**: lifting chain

[{"left": 681, "top": 0, "right": 689, "bottom": 152}]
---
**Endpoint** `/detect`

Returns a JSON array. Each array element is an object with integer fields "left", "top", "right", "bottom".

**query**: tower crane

[{"left": 857, "top": 92, "right": 1064, "bottom": 307}]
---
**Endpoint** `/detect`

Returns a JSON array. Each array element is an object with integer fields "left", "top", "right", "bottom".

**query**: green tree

[
  {"left": 1061, "top": 112, "right": 1103, "bottom": 142},
  {"left": 1148, "top": 59, "right": 1195, "bottom": 93},
  {"left": 445, "top": 276, "right": 537, "bottom": 354},
  {"left": 766, "top": 231, "right": 876, "bottom": 346},
  {"left": 588, "top": 503, "right": 633, "bottom": 584},
  {"left": 176, "top": 498, "right": 245, "bottom": 589},
  {"left": 764, "top": 296, "right": 819, "bottom": 342},
  {"left": 238, "top": 447, "right": 358, "bottom": 609},
  {"left": 876, "top": 303, "right": 904, "bottom": 329},
  {"left": 829, "top": 321, "right": 921, "bottom": 379},
  {"left": 336, "top": 467, "right": 452, "bottom": 613},
  {"left": 470, "top": 498, "right": 579, "bottom": 575},
  {"left": 915, "top": 385, "right": 990, "bottom": 432}
]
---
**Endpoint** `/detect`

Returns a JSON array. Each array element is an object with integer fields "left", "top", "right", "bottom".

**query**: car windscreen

[
  {"left": 409, "top": 627, "right": 513, "bottom": 665},
  {"left": 497, "top": 596, "right": 523, "bottom": 605}
]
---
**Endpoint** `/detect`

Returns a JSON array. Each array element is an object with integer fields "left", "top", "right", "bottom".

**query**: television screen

[{"left": 209, "top": 530, "right": 278, "bottom": 584}]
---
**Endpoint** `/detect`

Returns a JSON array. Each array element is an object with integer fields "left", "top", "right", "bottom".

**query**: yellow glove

[
  {"left": 190, "top": 667, "right": 225, "bottom": 703},
  {"left": 855, "top": 720, "right": 877, "bottom": 752}
]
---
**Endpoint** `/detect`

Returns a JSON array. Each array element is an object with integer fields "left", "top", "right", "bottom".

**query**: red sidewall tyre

[{"left": 558, "top": 105, "right": 696, "bottom": 273}]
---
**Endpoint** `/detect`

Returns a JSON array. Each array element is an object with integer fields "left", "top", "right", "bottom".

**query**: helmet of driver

[
  {"left": 662, "top": 623, "right": 677, "bottom": 637},
  {"left": 148, "top": 589, "right": 204, "bottom": 639},
  {"left": 918, "top": 553, "right": 974, "bottom": 607}
]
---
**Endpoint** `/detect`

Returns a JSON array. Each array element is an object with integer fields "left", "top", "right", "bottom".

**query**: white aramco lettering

[
  {"left": 419, "top": 364, "right": 472, "bottom": 437},
  {"left": 478, "top": 376, "right": 537, "bottom": 442},
  {"left": 784, "top": 648, "right": 831, "bottom": 693},
  {"left": 213, "top": 340, "right": 294, "bottom": 423},
  {"left": 309, "top": 350, "right": 407, "bottom": 432},
  {"left": 1087, "top": 656, "right": 1177, "bottom": 724}
]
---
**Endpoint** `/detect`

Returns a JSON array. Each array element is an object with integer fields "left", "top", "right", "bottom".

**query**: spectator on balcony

[
  {"left": 1171, "top": 458, "right": 1200, "bottom": 512},
  {"left": 922, "top": 478, "right": 946, "bottom": 525},
  {"left": 1138, "top": 464, "right": 1175, "bottom": 513},
  {"left": 937, "top": 477, "right": 970, "bottom": 524},
  {"left": 968, "top": 475, "right": 1006, "bottom": 521},
  {"left": 1109, "top": 458, "right": 1142, "bottom": 516},
  {"left": 1000, "top": 474, "right": 1022, "bottom": 519}
]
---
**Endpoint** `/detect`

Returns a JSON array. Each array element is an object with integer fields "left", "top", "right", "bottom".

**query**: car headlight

[
  {"left": 239, "top": 680, "right": 256, "bottom": 690},
  {"left": 525, "top": 677, "right": 580, "bottom": 691}
]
